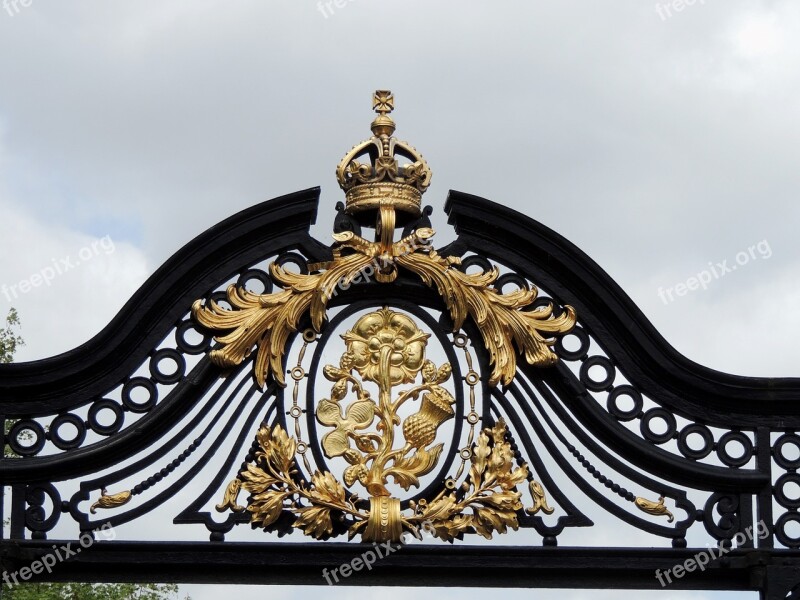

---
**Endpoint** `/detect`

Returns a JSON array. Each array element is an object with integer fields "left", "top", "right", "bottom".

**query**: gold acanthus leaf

[
  {"left": 396, "top": 250, "right": 577, "bottom": 386},
  {"left": 384, "top": 443, "right": 444, "bottom": 491},
  {"left": 526, "top": 480, "right": 555, "bottom": 515},
  {"left": 192, "top": 250, "right": 374, "bottom": 387},
  {"left": 193, "top": 225, "right": 575, "bottom": 389},
  {"left": 215, "top": 478, "right": 246, "bottom": 513}
]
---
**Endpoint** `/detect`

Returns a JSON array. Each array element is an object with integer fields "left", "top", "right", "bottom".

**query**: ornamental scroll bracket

[{"left": 187, "top": 91, "right": 673, "bottom": 543}]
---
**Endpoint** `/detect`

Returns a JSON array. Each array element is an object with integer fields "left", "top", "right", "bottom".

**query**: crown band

[{"left": 345, "top": 182, "right": 422, "bottom": 218}]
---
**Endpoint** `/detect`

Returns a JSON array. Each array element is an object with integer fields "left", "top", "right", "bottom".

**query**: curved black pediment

[
  {"left": 445, "top": 190, "right": 800, "bottom": 424},
  {"left": 0, "top": 188, "right": 329, "bottom": 413}
]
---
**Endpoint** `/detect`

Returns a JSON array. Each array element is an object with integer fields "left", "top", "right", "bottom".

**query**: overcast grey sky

[{"left": 2, "top": 1, "right": 798, "bottom": 598}]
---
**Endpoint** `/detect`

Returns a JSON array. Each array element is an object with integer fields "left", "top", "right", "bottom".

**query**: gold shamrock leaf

[{"left": 316, "top": 398, "right": 376, "bottom": 457}]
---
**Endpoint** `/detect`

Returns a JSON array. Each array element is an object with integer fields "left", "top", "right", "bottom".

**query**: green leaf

[
  {"left": 3, "top": 582, "right": 185, "bottom": 600},
  {"left": 0, "top": 308, "right": 24, "bottom": 365}
]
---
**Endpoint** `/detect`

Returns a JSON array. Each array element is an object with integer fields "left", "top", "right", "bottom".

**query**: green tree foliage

[
  {"left": 2, "top": 308, "right": 25, "bottom": 455},
  {"left": 2, "top": 583, "right": 184, "bottom": 600},
  {"left": 0, "top": 308, "right": 24, "bottom": 364},
  {"left": 1, "top": 309, "right": 189, "bottom": 600}
]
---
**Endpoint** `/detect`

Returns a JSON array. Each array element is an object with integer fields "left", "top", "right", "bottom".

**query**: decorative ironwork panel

[{"left": 2, "top": 91, "right": 800, "bottom": 598}]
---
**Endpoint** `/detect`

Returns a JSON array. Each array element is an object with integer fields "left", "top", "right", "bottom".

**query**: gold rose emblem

[{"left": 342, "top": 308, "right": 429, "bottom": 386}]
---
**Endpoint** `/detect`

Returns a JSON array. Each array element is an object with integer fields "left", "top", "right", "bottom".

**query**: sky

[{"left": 2, "top": 1, "right": 799, "bottom": 598}]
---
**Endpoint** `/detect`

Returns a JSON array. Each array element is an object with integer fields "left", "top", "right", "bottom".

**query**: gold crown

[{"left": 336, "top": 90, "right": 432, "bottom": 225}]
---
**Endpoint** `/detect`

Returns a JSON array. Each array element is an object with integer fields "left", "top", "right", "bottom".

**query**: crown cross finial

[{"left": 373, "top": 90, "right": 394, "bottom": 116}]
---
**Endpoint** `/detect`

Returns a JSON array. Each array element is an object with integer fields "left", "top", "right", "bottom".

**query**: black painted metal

[{"left": 1, "top": 188, "right": 798, "bottom": 598}]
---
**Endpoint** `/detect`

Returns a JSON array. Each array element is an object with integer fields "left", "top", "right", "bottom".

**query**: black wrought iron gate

[{"left": 2, "top": 92, "right": 800, "bottom": 598}]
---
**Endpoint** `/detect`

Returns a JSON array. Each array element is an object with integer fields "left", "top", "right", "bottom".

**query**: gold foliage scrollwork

[
  {"left": 215, "top": 309, "right": 556, "bottom": 543},
  {"left": 192, "top": 241, "right": 376, "bottom": 387},
  {"left": 221, "top": 418, "right": 550, "bottom": 544},
  {"left": 407, "top": 419, "right": 530, "bottom": 541},
  {"left": 232, "top": 424, "right": 365, "bottom": 539},
  {"left": 395, "top": 238, "right": 576, "bottom": 386},
  {"left": 193, "top": 225, "right": 575, "bottom": 389}
]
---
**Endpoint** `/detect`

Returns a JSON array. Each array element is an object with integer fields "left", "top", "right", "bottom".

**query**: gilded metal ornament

[
  {"left": 395, "top": 237, "right": 577, "bottom": 386},
  {"left": 337, "top": 90, "right": 431, "bottom": 220},
  {"left": 221, "top": 419, "right": 542, "bottom": 543},
  {"left": 193, "top": 90, "right": 576, "bottom": 389},
  {"left": 216, "top": 307, "right": 554, "bottom": 543},
  {"left": 192, "top": 245, "right": 376, "bottom": 387},
  {"left": 90, "top": 488, "right": 132, "bottom": 514},
  {"left": 318, "top": 308, "right": 449, "bottom": 499},
  {"left": 6, "top": 86, "right": 797, "bottom": 598},
  {"left": 526, "top": 480, "right": 555, "bottom": 516},
  {"left": 204, "top": 91, "right": 568, "bottom": 543},
  {"left": 635, "top": 495, "right": 675, "bottom": 523},
  {"left": 193, "top": 225, "right": 575, "bottom": 388}
]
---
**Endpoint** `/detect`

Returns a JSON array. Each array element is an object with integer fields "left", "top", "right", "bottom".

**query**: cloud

[{"left": 0, "top": 190, "right": 149, "bottom": 360}]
